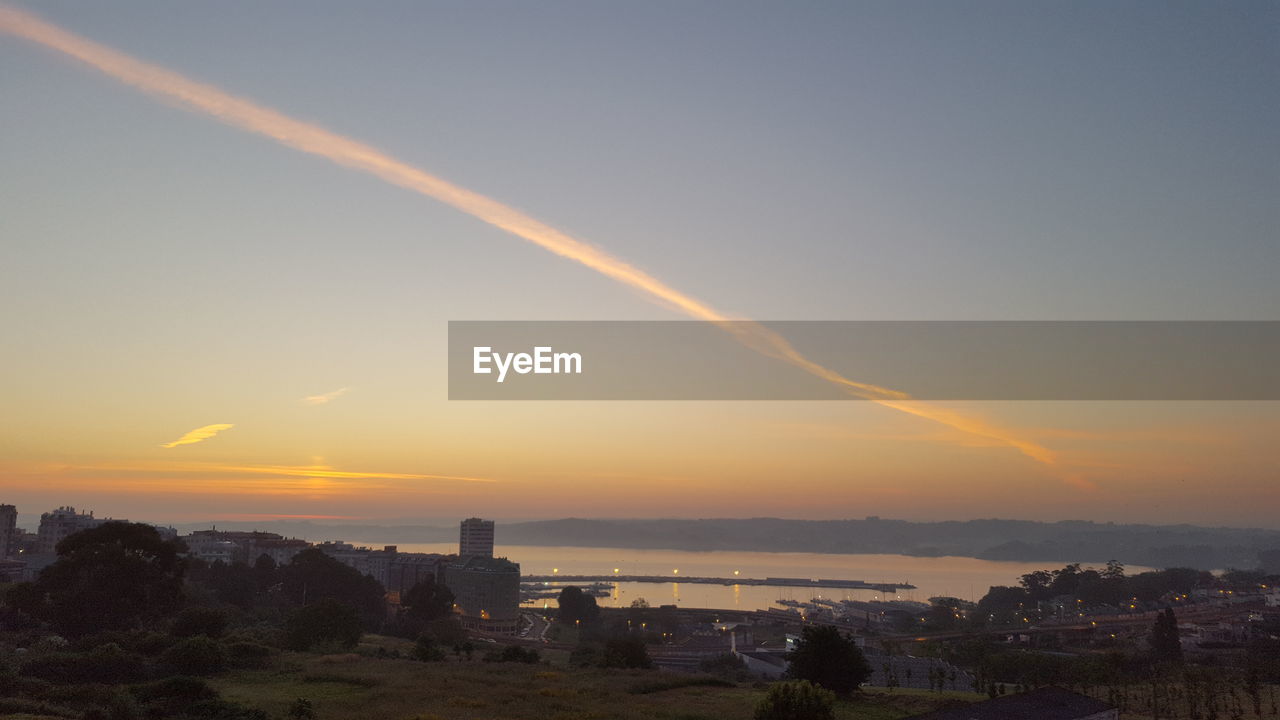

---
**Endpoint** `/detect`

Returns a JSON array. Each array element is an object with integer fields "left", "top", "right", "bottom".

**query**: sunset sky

[{"left": 1, "top": 2, "right": 1276, "bottom": 527}]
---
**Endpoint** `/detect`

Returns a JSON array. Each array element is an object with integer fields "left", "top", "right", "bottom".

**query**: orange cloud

[
  {"left": 160, "top": 424, "right": 234, "bottom": 448},
  {"left": 303, "top": 388, "right": 349, "bottom": 405}
]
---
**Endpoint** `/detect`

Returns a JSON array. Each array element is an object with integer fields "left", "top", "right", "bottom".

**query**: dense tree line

[{"left": 0, "top": 522, "right": 472, "bottom": 719}]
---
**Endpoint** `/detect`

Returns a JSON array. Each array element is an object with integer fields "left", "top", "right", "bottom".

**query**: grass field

[{"left": 207, "top": 635, "right": 980, "bottom": 720}]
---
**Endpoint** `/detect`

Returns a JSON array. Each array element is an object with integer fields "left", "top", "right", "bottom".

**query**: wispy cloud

[
  {"left": 0, "top": 5, "right": 1064, "bottom": 480},
  {"left": 0, "top": 460, "right": 495, "bottom": 498},
  {"left": 160, "top": 424, "right": 234, "bottom": 448},
  {"left": 303, "top": 388, "right": 349, "bottom": 405}
]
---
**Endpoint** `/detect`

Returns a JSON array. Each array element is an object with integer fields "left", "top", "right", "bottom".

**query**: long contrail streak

[{"left": 0, "top": 5, "right": 1063, "bottom": 472}]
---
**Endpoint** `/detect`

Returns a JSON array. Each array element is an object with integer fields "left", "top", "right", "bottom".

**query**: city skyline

[{"left": 1, "top": 2, "right": 1277, "bottom": 527}]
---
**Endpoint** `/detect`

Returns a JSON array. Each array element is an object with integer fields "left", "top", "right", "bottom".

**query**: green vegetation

[{"left": 755, "top": 680, "right": 836, "bottom": 720}]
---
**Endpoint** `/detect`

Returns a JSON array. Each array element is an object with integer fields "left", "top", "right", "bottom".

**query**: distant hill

[{"left": 171, "top": 517, "right": 1280, "bottom": 571}]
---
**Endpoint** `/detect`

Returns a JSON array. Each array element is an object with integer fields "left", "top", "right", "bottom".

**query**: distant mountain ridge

[{"left": 171, "top": 517, "right": 1280, "bottom": 571}]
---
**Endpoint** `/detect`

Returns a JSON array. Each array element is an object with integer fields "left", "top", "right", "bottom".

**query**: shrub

[
  {"left": 413, "top": 634, "right": 446, "bottom": 662},
  {"left": 627, "top": 676, "right": 734, "bottom": 694},
  {"left": 284, "top": 599, "right": 362, "bottom": 651},
  {"left": 21, "top": 644, "right": 149, "bottom": 684},
  {"left": 172, "top": 607, "right": 229, "bottom": 639},
  {"left": 131, "top": 675, "right": 221, "bottom": 709},
  {"left": 480, "top": 645, "right": 540, "bottom": 664},
  {"left": 287, "top": 698, "right": 316, "bottom": 720},
  {"left": 0, "top": 696, "right": 80, "bottom": 718},
  {"left": 754, "top": 681, "right": 836, "bottom": 720},
  {"left": 159, "top": 636, "right": 227, "bottom": 676},
  {"left": 600, "top": 635, "right": 652, "bottom": 669},
  {"left": 225, "top": 641, "right": 274, "bottom": 668}
]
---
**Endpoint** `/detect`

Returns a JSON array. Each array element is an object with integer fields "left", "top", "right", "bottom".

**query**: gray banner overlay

[{"left": 448, "top": 321, "right": 1279, "bottom": 400}]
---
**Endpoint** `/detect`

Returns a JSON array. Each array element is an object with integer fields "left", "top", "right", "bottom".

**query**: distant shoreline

[{"left": 161, "top": 516, "right": 1280, "bottom": 572}]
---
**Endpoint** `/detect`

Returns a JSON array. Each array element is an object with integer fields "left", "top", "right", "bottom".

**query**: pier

[{"left": 521, "top": 574, "right": 914, "bottom": 593}]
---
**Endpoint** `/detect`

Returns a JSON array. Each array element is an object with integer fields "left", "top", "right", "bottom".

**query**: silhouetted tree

[
  {"left": 284, "top": 598, "right": 362, "bottom": 651},
  {"left": 280, "top": 549, "right": 385, "bottom": 626},
  {"left": 1150, "top": 607, "right": 1183, "bottom": 665},
  {"left": 10, "top": 522, "right": 186, "bottom": 636},
  {"left": 402, "top": 577, "right": 454, "bottom": 623},
  {"left": 785, "top": 625, "right": 871, "bottom": 696},
  {"left": 600, "top": 633, "right": 652, "bottom": 669},
  {"left": 557, "top": 586, "right": 600, "bottom": 625}
]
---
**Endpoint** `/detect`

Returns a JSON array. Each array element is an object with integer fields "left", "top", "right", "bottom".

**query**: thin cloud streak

[
  {"left": 63, "top": 461, "right": 496, "bottom": 484},
  {"left": 304, "top": 388, "right": 349, "bottom": 405},
  {"left": 160, "top": 424, "right": 234, "bottom": 448},
  {"left": 0, "top": 6, "right": 1062, "bottom": 475}
]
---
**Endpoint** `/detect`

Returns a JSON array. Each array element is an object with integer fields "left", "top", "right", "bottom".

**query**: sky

[{"left": 1, "top": 1, "right": 1276, "bottom": 528}]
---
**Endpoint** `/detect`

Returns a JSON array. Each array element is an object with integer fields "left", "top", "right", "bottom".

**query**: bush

[
  {"left": 481, "top": 645, "right": 540, "bottom": 664},
  {"left": 225, "top": 641, "right": 275, "bottom": 668},
  {"left": 159, "top": 636, "right": 227, "bottom": 676},
  {"left": 0, "top": 696, "right": 80, "bottom": 718},
  {"left": 754, "top": 681, "right": 836, "bottom": 720},
  {"left": 21, "top": 643, "right": 149, "bottom": 684},
  {"left": 287, "top": 698, "right": 316, "bottom": 720},
  {"left": 284, "top": 599, "right": 362, "bottom": 651},
  {"left": 601, "top": 635, "right": 652, "bottom": 669},
  {"left": 627, "top": 676, "right": 734, "bottom": 694},
  {"left": 132, "top": 675, "right": 221, "bottom": 709},
  {"left": 82, "top": 689, "right": 142, "bottom": 720},
  {"left": 699, "top": 652, "right": 752, "bottom": 681},
  {"left": 413, "top": 634, "right": 446, "bottom": 662},
  {"left": 172, "top": 607, "right": 229, "bottom": 639}
]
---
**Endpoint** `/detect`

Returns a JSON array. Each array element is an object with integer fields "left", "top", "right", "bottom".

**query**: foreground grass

[{"left": 208, "top": 637, "right": 978, "bottom": 720}]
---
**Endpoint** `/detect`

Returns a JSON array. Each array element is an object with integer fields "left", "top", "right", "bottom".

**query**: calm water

[{"left": 387, "top": 543, "right": 1131, "bottom": 610}]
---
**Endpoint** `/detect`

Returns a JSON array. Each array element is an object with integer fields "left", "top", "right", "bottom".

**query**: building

[
  {"left": 0, "top": 504, "right": 17, "bottom": 558},
  {"left": 444, "top": 555, "right": 521, "bottom": 634},
  {"left": 386, "top": 550, "right": 448, "bottom": 595},
  {"left": 459, "top": 517, "right": 495, "bottom": 558},
  {"left": 906, "top": 687, "right": 1117, "bottom": 720},
  {"left": 182, "top": 530, "right": 308, "bottom": 566},
  {"left": 36, "top": 507, "right": 115, "bottom": 554},
  {"left": 0, "top": 558, "right": 25, "bottom": 583}
]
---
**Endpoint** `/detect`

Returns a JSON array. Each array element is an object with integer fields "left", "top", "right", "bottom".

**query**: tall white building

[{"left": 459, "top": 517, "right": 495, "bottom": 558}]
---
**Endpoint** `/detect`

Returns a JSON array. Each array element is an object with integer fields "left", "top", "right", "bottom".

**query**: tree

[
  {"left": 600, "top": 634, "right": 652, "bottom": 669},
  {"left": 754, "top": 680, "right": 835, "bottom": 720},
  {"left": 1150, "top": 607, "right": 1183, "bottom": 665},
  {"left": 14, "top": 522, "right": 186, "bottom": 636},
  {"left": 160, "top": 635, "right": 227, "bottom": 675},
  {"left": 412, "top": 633, "right": 446, "bottom": 661},
  {"left": 557, "top": 586, "right": 600, "bottom": 625},
  {"left": 402, "top": 577, "right": 455, "bottom": 624},
  {"left": 284, "top": 598, "right": 363, "bottom": 651},
  {"left": 785, "top": 625, "right": 871, "bottom": 696},
  {"left": 171, "top": 606, "right": 228, "bottom": 638},
  {"left": 280, "top": 549, "right": 385, "bottom": 626}
]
